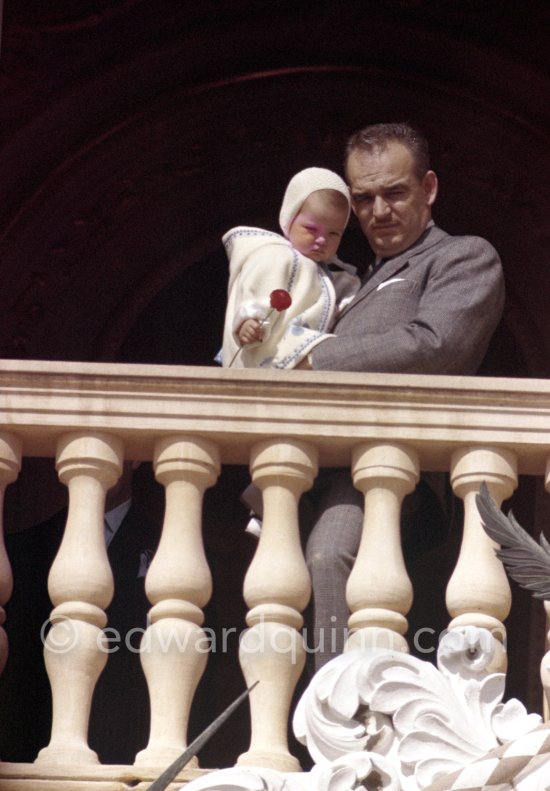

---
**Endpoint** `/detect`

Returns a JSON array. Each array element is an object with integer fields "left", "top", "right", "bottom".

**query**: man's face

[{"left": 346, "top": 141, "right": 438, "bottom": 258}]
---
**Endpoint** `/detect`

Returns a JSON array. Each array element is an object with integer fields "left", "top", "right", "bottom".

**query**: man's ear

[{"left": 423, "top": 170, "right": 438, "bottom": 206}]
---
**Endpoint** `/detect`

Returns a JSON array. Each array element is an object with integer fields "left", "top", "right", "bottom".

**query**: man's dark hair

[{"left": 345, "top": 122, "right": 431, "bottom": 181}]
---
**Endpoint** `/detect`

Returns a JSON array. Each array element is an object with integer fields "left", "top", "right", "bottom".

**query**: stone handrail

[{"left": 0, "top": 359, "right": 549, "bottom": 786}]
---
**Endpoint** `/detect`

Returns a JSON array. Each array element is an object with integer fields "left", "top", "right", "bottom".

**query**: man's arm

[{"left": 310, "top": 236, "right": 505, "bottom": 375}]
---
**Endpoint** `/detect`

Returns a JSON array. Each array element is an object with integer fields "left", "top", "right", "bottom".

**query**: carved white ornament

[{"left": 183, "top": 627, "right": 541, "bottom": 791}]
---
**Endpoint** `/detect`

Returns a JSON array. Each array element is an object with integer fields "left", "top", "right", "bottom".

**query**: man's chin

[{"left": 371, "top": 235, "right": 403, "bottom": 257}]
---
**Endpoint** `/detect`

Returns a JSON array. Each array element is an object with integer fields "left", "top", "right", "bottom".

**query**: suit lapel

[
  {"left": 337, "top": 224, "right": 448, "bottom": 319},
  {"left": 364, "top": 255, "right": 410, "bottom": 290}
]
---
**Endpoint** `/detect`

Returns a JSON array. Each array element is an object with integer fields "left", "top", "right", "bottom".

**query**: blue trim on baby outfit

[{"left": 274, "top": 266, "right": 335, "bottom": 369}]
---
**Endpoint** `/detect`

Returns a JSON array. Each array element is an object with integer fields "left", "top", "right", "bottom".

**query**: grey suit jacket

[{"left": 312, "top": 224, "right": 505, "bottom": 375}]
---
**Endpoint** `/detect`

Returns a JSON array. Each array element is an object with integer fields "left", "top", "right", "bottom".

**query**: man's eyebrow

[{"left": 352, "top": 180, "right": 408, "bottom": 197}]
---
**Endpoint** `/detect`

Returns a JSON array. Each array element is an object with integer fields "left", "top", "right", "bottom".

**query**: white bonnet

[{"left": 278, "top": 167, "right": 351, "bottom": 237}]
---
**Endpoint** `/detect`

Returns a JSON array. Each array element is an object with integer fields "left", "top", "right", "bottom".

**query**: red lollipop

[
  {"left": 270, "top": 289, "right": 292, "bottom": 311},
  {"left": 228, "top": 288, "right": 292, "bottom": 367}
]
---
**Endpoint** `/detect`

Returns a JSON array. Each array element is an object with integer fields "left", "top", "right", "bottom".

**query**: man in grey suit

[{"left": 299, "top": 122, "right": 505, "bottom": 667}]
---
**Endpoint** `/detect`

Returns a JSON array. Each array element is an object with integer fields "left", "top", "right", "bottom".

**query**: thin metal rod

[{"left": 146, "top": 681, "right": 258, "bottom": 791}]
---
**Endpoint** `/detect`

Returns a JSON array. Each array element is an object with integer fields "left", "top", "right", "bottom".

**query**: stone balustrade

[{"left": 0, "top": 359, "right": 550, "bottom": 788}]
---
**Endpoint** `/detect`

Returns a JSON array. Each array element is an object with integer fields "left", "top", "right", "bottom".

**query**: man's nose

[{"left": 373, "top": 196, "right": 390, "bottom": 217}]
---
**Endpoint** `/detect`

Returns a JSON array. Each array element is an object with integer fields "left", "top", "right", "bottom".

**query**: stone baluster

[
  {"left": 135, "top": 436, "right": 220, "bottom": 768},
  {"left": 237, "top": 439, "right": 317, "bottom": 772},
  {"left": 344, "top": 442, "right": 419, "bottom": 654},
  {"left": 0, "top": 432, "right": 23, "bottom": 677},
  {"left": 446, "top": 446, "right": 517, "bottom": 673},
  {"left": 36, "top": 432, "right": 123, "bottom": 766}
]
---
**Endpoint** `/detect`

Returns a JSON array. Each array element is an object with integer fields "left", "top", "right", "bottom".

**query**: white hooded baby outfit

[{"left": 220, "top": 167, "right": 360, "bottom": 369}]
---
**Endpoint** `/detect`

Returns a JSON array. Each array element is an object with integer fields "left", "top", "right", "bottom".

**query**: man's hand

[
  {"left": 295, "top": 355, "right": 312, "bottom": 370},
  {"left": 237, "top": 318, "right": 264, "bottom": 345}
]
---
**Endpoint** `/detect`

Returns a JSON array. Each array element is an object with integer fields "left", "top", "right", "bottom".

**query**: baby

[{"left": 220, "top": 167, "right": 359, "bottom": 369}]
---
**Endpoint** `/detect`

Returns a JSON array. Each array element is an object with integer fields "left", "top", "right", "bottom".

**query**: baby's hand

[{"left": 238, "top": 318, "right": 264, "bottom": 345}]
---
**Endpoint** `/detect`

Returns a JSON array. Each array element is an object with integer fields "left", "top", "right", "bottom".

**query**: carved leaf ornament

[{"left": 183, "top": 627, "right": 541, "bottom": 791}]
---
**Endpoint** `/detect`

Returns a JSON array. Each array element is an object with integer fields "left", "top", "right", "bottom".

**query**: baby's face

[{"left": 288, "top": 192, "right": 348, "bottom": 262}]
